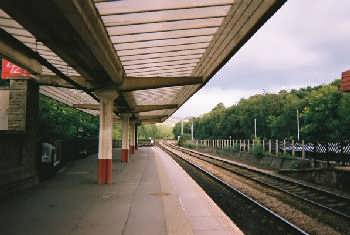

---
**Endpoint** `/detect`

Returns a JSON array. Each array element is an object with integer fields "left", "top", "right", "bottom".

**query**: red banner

[{"left": 1, "top": 59, "right": 30, "bottom": 79}]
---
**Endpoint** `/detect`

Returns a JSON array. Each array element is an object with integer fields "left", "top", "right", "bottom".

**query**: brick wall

[{"left": 0, "top": 80, "right": 39, "bottom": 197}]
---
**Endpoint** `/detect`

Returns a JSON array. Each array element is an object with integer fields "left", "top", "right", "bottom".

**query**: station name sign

[{"left": 1, "top": 59, "right": 30, "bottom": 79}]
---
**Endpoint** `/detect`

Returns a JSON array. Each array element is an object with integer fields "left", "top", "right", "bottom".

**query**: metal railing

[{"left": 193, "top": 138, "right": 350, "bottom": 165}]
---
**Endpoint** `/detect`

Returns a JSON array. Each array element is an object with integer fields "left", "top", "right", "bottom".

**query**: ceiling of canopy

[{"left": 0, "top": 0, "right": 285, "bottom": 122}]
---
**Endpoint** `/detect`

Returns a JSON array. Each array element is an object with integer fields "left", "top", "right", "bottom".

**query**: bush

[
  {"left": 217, "top": 147, "right": 231, "bottom": 155},
  {"left": 251, "top": 139, "right": 265, "bottom": 159},
  {"left": 177, "top": 134, "right": 191, "bottom": 146},
  {"left": 232, "top": 143, "right": 240, "bottom": 152},
  {"left": 182, "top": 142, "right": 196, "bottom": 149}
]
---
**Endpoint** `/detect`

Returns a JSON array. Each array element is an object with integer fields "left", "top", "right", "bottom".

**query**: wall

[{"left": 0, "top": 80, "right": 39, "bottom": 197}]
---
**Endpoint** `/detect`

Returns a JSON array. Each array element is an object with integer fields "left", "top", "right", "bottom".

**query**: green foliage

[
  {"left": 111, "top": 123, "right": 173, "bottom": 141},
  {"left": 174, "top": 79, "right": 349, "bottom": 142},
  {"left": 112, "top": 122, "right": 121, "bottom": 140},
  {"left": 39, "top": 95, "right": 174, "bottom": 143},
  {"left": 178, "top": 134, "right": 191, "bottom": 146},
  {"left": 301, "top": 85, "right": 344, "bottom": 141},
  {"left": 217, "top": 146, "right": 236, "bottom": 155},
  {"left": 232, "top": 143, "right": 240, "bottom": 152},
  {"left": 138, "top": 123, "right": 173, "bottom": 140},
  {"left": 251, "top": 140, "right": 265, "bottom": 159},
  {"left": 173, "top": 120, "right": 194, "bottom": 139},
  {"left": 182, "top": 141, "right": 196, "bottom": 149},
  {"left": 39, "top": 95, "right": 99, "bottom": 141}
]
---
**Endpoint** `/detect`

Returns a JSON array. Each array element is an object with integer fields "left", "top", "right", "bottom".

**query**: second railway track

[
  {"left": 161, "top": 142, "right": 350, "bottom": 234},
  {"left": 160, "top": 141, "right": 350, "bottom": 223},
  {"left": 159, "top": 141, "right": 310, "bottom": 235}
]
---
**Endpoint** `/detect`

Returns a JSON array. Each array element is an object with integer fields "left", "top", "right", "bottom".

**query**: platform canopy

[{"left": 0, "top": 0, "right": 285, "bottom": 123}]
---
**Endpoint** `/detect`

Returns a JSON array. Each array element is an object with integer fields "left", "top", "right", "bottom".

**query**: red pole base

[
  {"left": 98, "top": 159, "right": 112, "bottom": 184},
  {"left": 121, "top": 149, "right": 129, "bottom": 162},
  {"left": 135, "top": 145, "right": 138, "bottom": 150},
  {"left": 130, "top": 145, "right": 135, "bottom": 154}
]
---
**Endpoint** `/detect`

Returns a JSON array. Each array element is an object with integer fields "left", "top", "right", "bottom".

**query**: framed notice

[
  {"left": 0, "top": 89, "right": 9, "bottom": 130},
  {"left": 1, "top": 59, "right": 30, "bottom": 79}
]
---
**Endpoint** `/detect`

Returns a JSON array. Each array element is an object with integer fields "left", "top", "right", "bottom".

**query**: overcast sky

[{"left": 172, "top": 0, "right": 350, "bottom": 119}]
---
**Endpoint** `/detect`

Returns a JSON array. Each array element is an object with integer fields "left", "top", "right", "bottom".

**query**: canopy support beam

[
  {"left": 73, "top": 103, "right": 178, "bottom": 113},
  {"left": 119, "top": 76, "right": 203, "bottom": 91}
]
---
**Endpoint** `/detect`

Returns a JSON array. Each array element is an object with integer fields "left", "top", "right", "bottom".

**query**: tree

[
  {"left": 138, "top": 124, "right": 174, "bottom": 140},
  {"left": 173, "top": 79, "right": 349, "bottom": 142},
  {"left": 39, "top": 95, "right": 99, "bottom": 142}
]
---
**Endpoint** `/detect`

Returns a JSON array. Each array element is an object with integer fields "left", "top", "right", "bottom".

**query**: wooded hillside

[{"left": 173, "top": 80, "right": 350, "bottom": 141}]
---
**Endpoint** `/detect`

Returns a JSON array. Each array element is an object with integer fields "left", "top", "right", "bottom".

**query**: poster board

[
  {"left": 0, "top": 89, "right": 9, "bottom": 130},
  {"left": 8, "top": 80, "right": 27, "bottom": 131},
  {"left": 0, "top": 81, "right": 28, "bottom": 132}
]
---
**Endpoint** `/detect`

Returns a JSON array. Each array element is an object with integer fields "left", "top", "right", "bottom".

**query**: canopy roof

[{"left": 0, "top": 0, "right": 285, "bottom": 123}]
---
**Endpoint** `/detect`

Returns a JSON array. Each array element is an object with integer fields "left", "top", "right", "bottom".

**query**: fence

[
  {"left": 112, "top": 139, "right": 154, "bottom": 148},
  {"left": 194, "top": 138, "right": 350, "bottom": 165}
]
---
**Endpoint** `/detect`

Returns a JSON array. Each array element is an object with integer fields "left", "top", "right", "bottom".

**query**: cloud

[
  {"left": 173, "top": 87, "right": 262, "bottom": 118},
  {"left": 173, "top": 0, "right": 350, "bottom": 118},
  {"left": 231, "top": 31, "right": 324, "bottom": 71},
  {"left": 209, "top": 0, "right": 350, "bottom": 90}
]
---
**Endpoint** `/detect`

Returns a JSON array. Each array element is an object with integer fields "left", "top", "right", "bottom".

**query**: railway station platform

[{"left": 0, "top": 147, "right": 242, "bottom": 235}]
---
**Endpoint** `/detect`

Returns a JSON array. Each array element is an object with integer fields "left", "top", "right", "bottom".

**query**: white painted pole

[
  {"left": 297, "top": 109, "right": 300, "bottom": 141},
  {"left": 262, "top": 139, "right": 265, "bottom": 151},
  {"left": 191, "top": 121, "right": 194, "bottom": 141},
  {"left": 254, "top": 118, "right": 257, "bottom": 139},
  {"left": 181, "top": 120, "right": 184, "bottom": 136},
  {"left": 302, "top": 140, "right": 305, "bottom": 159}
]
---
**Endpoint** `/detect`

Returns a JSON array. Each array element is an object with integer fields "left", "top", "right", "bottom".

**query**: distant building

[{"left": 340, "top": 70, "right": 350, "bottom": 92}]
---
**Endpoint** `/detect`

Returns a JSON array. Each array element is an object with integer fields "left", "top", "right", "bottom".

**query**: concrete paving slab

[
  {"left": 0, "top": 147, "right": 243, "bottom": 235},
  {"left": 153, "top": 147, "right": 243, "bottom": 235}
]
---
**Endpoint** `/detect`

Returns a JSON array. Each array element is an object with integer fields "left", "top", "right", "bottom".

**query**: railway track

[
  {"left": 161, "top": 142, "right": 350, "bottom": 221},
  {"left": 159, "top": 141, "right": 309, "bottom": 235}
]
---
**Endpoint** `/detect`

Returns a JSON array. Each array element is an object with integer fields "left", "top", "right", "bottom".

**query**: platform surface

[{"left": 0, "top": 147, "right": 242, "bottom": 235}]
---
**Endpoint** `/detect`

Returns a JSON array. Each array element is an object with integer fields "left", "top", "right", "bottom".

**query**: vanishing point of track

[
  {"left": 162, "top": 142, "right": 350, "bottom": 221},
  {"left": 159, "top": 141, "right": 309, "bottom": 235}
]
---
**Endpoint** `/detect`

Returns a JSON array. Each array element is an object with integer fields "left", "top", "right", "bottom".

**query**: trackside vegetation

[
  {"left": 113, "top": 122, "right": 173, "bottom": 140},
  {"left": 39, "top": 95, "right": 99, "bottom": 142},
  {"left": 40, "top": 95, "right": 174, "bottom": 142},
  {"left": 173, "top": 80, "right": 350, "bottom": 142}
]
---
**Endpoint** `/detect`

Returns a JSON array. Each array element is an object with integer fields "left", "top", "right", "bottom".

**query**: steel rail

[
  {"left": 167, "top": 143, "right": 350, "bottom": 220},
  {"left": 158, "top": 142, "right": 309, "bottom": 235}
]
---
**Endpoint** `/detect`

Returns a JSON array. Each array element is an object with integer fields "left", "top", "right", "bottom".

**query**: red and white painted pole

[
  {"left": 135, "top": 124, "right": 138, "bottom": 150},
  {"left": 129, "top": 120, "right": 135, "bottom": 154},
  {"left": 120, "top": 113, "right": 130, "bottom": 162},
  {"left": 97, "top": 90, "right": 118, "bottom": 184}
]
